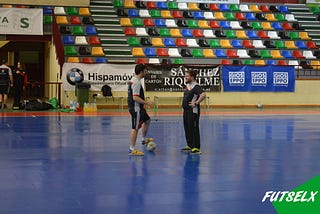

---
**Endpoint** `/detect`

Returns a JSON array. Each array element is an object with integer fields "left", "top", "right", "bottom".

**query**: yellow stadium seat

[
  {"left": 188, "top": 3, "right": 200, "bottom": 10},
  {"left": 265, "top": 14, "right": 277, "bottom": 21},
  {"left": 249, "top": 5, "right": 261, "bottom": 12},
  {"left": 285, "top": 41, "right": 298, "bottom": 49},
  {"left": 91, "top": 47, "right": 105, "bottom": 56},
  {"left": 56, "top": 16, "right": 69, "bottom": 24},
  {"left": 124, "top": 0, "right": 136, "bottom": 8},
  {"left": 203, "top": 49, "right": 215, "bottom": 58},
  {"left": 214, "top": 12, "right": 226, "bottom": 20},
  {"left": 261, "top": 22, "right": 273, "bottom": 30},
  {"left": 220, "top": 39, "right": 233, "bottom": 48},
  {"left": 79, "top": 8, "right": 91, "bottom": 16},
  {"left": 152, "top": 38, "right": 164, "bottom": 46},
  {"left": 236, "top": 30, "right": 248, "bottom": 39},
  {"left": 67, "top": 57, "right": 80, "bottom": 63},
  {"left": 170, "top": 29, "right": 182, "bottom": 37},
  {"left": 132, "top": 47, "right": 145, "bottom": 56},
  {"left": 161, "top": 10, "right": 172, "bottom": 18},
  {"left": 2, "top": 5, "right": 13, "bottom": 8},
  {"left": 270, "top": 50, "right": 283, "bottom": 59},
  {"left": 198, "top": 20, "right": 210, "bottom": 28},
  {"left": 120, "top": 18, "right": 132, "bottom": 26},
  {"left": 255, "top": 60, "right": 265, "bottom": 65},
  {"left": 299, "top": 32, "right": 311, "bottom": 40},
  {"left": 311, "top": 60, "right": 320, "bottom": 68}
]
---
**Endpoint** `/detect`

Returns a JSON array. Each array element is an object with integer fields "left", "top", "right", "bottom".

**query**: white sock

[
  {"left": 142, "top": 137, "right": 146, "bottom": 141},
  {"left": 130, "top": 146, "right": 135, "bottom": 151}
]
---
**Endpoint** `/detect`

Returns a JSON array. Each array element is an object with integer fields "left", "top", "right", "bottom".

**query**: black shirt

[{"left": 182, "top": 82, "right": 204, "bottom": 113}]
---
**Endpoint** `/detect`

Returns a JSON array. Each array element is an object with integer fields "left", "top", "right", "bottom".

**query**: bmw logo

[{"left": 66, "top": 68, "right": 84, "bottom": 85}]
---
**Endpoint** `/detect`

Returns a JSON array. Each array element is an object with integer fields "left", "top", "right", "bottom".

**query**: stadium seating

[{"left": 52, "top": 1, "right": 320, "bottom": 67}]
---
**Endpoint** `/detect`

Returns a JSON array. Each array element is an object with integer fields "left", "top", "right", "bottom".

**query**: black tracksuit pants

[{"left": 183, "top": 110, "right": 200, "bottom": 149}]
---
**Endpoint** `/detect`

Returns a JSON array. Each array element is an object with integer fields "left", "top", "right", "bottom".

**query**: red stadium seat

[
  {"left": 176, "top": 38, "right": 187, "bottom": 47},
  {"left": 146, "top": 2, "right": 157, "bottom": 9},
  {"left": 257, "top": 31, "right": 269, "bottom": 38},
  {"left": 242, "top": 40, "right": 254, "bottom": 48},
  {"left": 136, "top": 58, "right": 147, "bottom": 64},
  {"left": 70, "top": 16, "right": 81, "bottom": 24},
  {"left": 88, "top": 36, "right": 100, "bottom": 45},
  {"left": 143, "top": 18, "right": 154, "bottom": 26},
  {"left": 209, "top": 20, "right": 220, "bottom": 28},
  {"left": 124, "top": 27, "right": 136, "bottom": 35},
  {"left": 277, "top": 60, "right": 288, "bottom": 66},
  {"left": 82, "top": 57, "right": 94, "bottom": 63},
  {"left": 209, "top": 4, "right": 219, "bottom": 11},
  {"left": 157, "top": 48, "right": 169, "bottom": 57},
  {"left": 172, "top": 10, "right": 183, "bottom": 18},
  {"left": 193, "top": 29, "right": 204, "bottom": 37},
  {"left": 226, "top": 50, "right": 238, "bottom": 58}
]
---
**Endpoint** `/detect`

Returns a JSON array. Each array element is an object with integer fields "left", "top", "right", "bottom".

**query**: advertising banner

[
  {"left": 62, "top": 63, "right": 135, "bottom": 91},
  {"left": 0, "top": 8, "right": 43, "bottom": 35},
  {"left": 145, "top": 64, "right": 221, "bottom": 92},
  {"left": 222, "top": 65, "right": 295, "bottom": 92}
]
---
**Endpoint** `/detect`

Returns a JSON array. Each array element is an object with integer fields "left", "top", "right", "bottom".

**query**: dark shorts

[
  {"left": 0, "top": 85, "right": 9, "bottom": 94},
  {"left": 129, "top": 108, "right": 150, "bottom": 130}
]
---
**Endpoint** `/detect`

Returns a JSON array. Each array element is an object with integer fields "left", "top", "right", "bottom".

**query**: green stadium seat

[
  {"left": 66, "top": 7, "right": 78, "bottom": 15},
  {"left": 289, "top": 32, "right": 299, "bottom": 40},
  {"left": 128, "top": 37, "right": 140, "bottom": 46},
  {"left": 310, "top": 7, "right": 320, "bottom": 14},
  {"left": 150, "top": 10, "right": 161, "bottom": 18},
  {"left": 131, "top": 18, "right": 143, "bottom": 26},
  {"left": 173, "top": 58, "right": 184, "bottom": 64},
  {"left": 167, "top": 1, "right": 178, "bottom": 9},
  {"left": 260, "top": 50, "right": 272, "bottom": 58},
  {"left": 229, "top": 4, "right": 240, "bottom": 12},
  {"left": 72, "top": 26, "right": 84, "bottom": 35},
  {"left": 209, "top": 39, "right": 221, "bottom": 48},
  {"left": 159, "top": 28, "right": 170, "bottom": 36},
  {"left": 275, "top": 13, "right": 286, "bottom": 21},
  {"left": 113, "top": 0, "right": 124, "bottom": 8},
  {"left": 252, "top": 22, "right": 263, "bottom": 30},
  {"left": 44, "top": 15, "right": 52, "bottom": 24},
  {"left": 65, "top": 46, "right": 77, "bottom": 56},
  {"left": 192, "top": 49, "right": 204, "bottom": 57},
  {"left": 225, "top": 30, "right": 237, "bottom": 38},
  {"left": 275, "top": 40, "right": 286, "bottom": 49},
  {"left": 187, "top": 20, "right": 198, "bottom": 28},
  {"left": 224, "top": 12, "right": 236, "bottom": 20},
  {"left": 244, "top": 59, "right": 254, "bottom": 65}
]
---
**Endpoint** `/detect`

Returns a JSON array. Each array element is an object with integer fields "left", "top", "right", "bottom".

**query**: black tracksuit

[{"left": 182, "top": 82, "right": 204, "bottom": 149}]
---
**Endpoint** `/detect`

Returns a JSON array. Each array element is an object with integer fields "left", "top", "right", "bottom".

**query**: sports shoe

[
  {"left": 190, "top": 148, "right": 202, "bottom": 154},
  {"left": 181, "top": 145, "right": 192, "bottom": 152},
  {"left": 129, "top": 149, "right": 144, "bottom": 156}
]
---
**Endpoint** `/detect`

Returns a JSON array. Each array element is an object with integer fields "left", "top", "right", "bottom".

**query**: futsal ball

[
  {"left": 147, "top": 141, "right": 156, "bottom": 152},
  {"left": 257, "top": 102, "right": 263, "bottom": 109},
  {"left": 145, "top": 138, "right": 154, "bottom": 144}
]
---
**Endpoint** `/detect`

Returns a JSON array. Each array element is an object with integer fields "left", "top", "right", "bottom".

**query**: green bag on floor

[{"left": 48, "top": 97, "right": 58, "bottom": 109}]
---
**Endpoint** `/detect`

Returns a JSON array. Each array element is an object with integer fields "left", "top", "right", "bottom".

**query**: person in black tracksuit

[
  {"left": 13, "top": 62, "right": 27, "bottom": 109},
  {"left": 181, "top": 68, "right": 206, "bottom": 154}
]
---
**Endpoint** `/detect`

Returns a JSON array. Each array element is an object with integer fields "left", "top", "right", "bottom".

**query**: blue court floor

[{"left": 1, "top": 111, "right": 320, "bottom": 214}]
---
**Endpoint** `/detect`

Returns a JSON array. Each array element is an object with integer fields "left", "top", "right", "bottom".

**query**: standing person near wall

[
  {"left": 128, "top": 64, "right": 152, "bottom": 156},
  {"left": 181, "top": 68, "right": 206, "bottom": 154},
  {"left": 13, "top": 61, "right": 27, "bottom": 110},
  {"left": 0, "top": 59, "right": 13, "bottom": 109}
]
